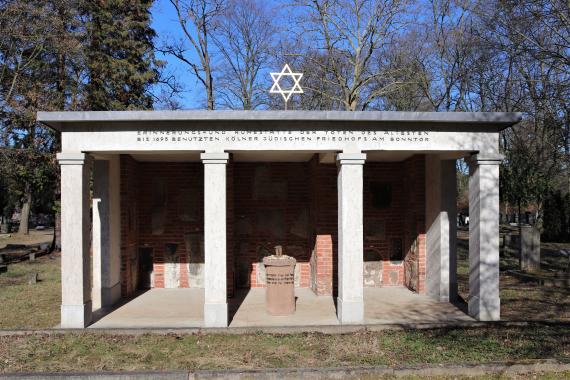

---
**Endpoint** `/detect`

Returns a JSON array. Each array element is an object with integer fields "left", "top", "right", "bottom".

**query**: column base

[
  {"left": 92, "top": 283, "right": 121, "bottom": 310},
  {"left": 468, "top": 296, "right": 500, "bottom": 321},
  {"left": 204, "top": 302, "right": 228, "bottom": 327},
  {"left": 61, "top": 302, "right": 92, "bottom": 328},
  {"left": 102, "top": 282, "right": 122, "bottom": 308},
  {"left": 337, "top": 297, "right": 364, "bottom": 324}
]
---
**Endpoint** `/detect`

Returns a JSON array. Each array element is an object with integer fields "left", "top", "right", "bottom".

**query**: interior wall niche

[
  {"left": 151, "top": 178, "right": 167, "bottom": 235},
  {"left": 390, "top": 238, "right": 403, "bottom": 261},
  {"left": 138, "top": 247, "right": 153, "bottom": 289},
  {"left": 370, "top": 182, "right": 392, "bottom": 209}
]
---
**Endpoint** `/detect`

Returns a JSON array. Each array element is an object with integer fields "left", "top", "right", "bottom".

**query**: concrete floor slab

[
  {"left": 364, "top": 287, "right": 473, "bottom": 323},
  {"left": 229, "top": 288, "right": 339, "bottom": 327},
  {"left": 90, "top": 288, "right": 204, "bottom": 328},
  {"left": 89, "top": 286, "right": 471, "bottom": 328}
]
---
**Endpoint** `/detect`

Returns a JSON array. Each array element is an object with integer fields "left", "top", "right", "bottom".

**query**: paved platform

[{"left": 90, "top": 287, "right": 471, "bottom": 329}]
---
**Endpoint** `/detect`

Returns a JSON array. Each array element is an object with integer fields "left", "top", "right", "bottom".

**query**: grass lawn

[
  {"left": 0, "top": 325, "right": 568, "bottom": 373},
  {"left": 456, "top": 230, "right": 570, "bottom": 321},
  {"left": 0, "top": 254, "right": 60, "bottom": 329},
  {"left": 0, "top": 229, "right": 54, "bottom": 249},
  {"left": 1, "top": 233, "right": 569, "bottom": 376}
]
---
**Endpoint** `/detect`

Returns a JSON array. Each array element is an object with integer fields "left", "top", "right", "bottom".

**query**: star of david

[{"left": 269, "top": 64, "right": 303, "bottom": 102}]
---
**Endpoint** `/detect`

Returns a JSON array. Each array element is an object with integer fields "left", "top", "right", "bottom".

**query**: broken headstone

[{"left": 28, "top": 272, "right": 38, "bottom": 284}]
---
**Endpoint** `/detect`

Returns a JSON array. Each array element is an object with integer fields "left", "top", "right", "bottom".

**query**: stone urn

[{"left": 262, "top": 246, "right": 296, "bottom": 315}]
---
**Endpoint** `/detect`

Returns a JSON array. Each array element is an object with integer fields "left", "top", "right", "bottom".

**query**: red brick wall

[
  {"left": 135, "top": 162, "right": 204, "bottom": 290},
  {"left": 309, "top": 158, "right": 337, "bottom": 296},
  {"left": 119, "top": 154, "right": 426, "bottom": 296},
  {"left": 233, "top": 162, "right": 312, "bottom": 289},
  {"left": 402, "top": 155, "right": 427, "bottom": 293},
  {"left": 363, "top": 162, "right": 406, "bottom": 286}
]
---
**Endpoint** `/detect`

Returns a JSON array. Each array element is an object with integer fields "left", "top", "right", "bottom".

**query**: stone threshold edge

[{"left": 0, "top": 320, "right": 568, "bottom": 336}]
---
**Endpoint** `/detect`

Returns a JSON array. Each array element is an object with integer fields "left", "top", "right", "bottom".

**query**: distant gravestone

[
  {"left": 520, "top": 226, "right": 541, "bottom": 272},
  {"left": 29, "top": 252, "right": 36, "bottom": 261},
  {"left": 28, "top": 272, "right": 38, "bottom": 284}
]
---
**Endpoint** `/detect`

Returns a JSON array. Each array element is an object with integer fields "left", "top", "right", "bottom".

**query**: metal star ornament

[{"left": 270, "top": 64, "right": 303, "bottom": 109}]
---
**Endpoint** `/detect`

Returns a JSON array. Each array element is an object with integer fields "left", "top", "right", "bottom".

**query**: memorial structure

[{"left": 38, "top": 110, "right": 521, "bottom": 328}]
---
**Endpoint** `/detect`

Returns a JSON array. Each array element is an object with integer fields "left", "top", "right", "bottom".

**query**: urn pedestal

[{"left": 262, "top": 255, "right": 296, "bottom": 315}]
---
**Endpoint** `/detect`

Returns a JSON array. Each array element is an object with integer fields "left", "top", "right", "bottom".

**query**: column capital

[
  {"left": 471, "top": 153, "right": 503, "bottom": 165},
  {"left": 337, "top": 153, "right": 366, "bottom": 165},
  {"left": 201, "top": 152, "right": 229, "bottom": 164},
  {"left": 57, "top": 152, "right": 89, "bottom": 165}
]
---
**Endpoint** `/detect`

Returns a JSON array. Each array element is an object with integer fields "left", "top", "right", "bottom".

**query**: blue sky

[
  {"left": 149, "top": 0, "right": 432, "bottom": 110},
  {"left": 150, "top": 0, "right": 286, "bottom": 109},
  {"left": 151, "top": 0, "right": 198, "bottom": 109}
]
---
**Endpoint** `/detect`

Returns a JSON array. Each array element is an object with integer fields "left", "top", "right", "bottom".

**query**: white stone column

[
  {"left": 442, "top": 160, "right": 458, "bottom": 302},
  {"left": 201, "top": 152, "right": 229, "bottom": 327},
  {"left": 92, "top": 156, "right": 121, "bottom": 310},
  {"left": 425, "top": 156, "right": 457, "bottom": 302},
  {"left": 336, "top": 152, "right": 366, "bottom": 324},
  {"left": 57, "top": 152, "right": 92, "bottom": 328},
  {"left": 468, "top": 154, "right": 503, "bottom": 321}
]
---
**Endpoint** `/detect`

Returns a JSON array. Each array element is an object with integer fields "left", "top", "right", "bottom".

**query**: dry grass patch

[
  {"left": 0, "top": 254, "right": 60, "bottom": 328},
  {"left": 456, "top": 233, "right": 570, "bottom": 321},
  {"left": 0, "top": 326, "right": 568, "bottom": 373}
]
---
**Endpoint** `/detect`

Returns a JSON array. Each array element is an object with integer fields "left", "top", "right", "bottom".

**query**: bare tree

[
  {"left": 290, "top": 0, "right": 408, "bottom": 111},
  {"left": 163, "top": 0, "right": 224, "bottom": 110},
  {"left": 213, "top": 0, "right": 276, "bottom": 109}
]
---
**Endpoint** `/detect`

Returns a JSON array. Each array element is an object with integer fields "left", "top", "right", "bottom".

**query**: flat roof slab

[{"left": 38, "top": 110, "right": 522, "bottom": 131}]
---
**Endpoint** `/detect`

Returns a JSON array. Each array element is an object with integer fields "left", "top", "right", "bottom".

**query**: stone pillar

[
  {"left": 92, "top": 156, "right": 121, "bottom": 310},
  {"left": 336, "top": 152, "right": 366, "bottom": 324},
  {"left": 57, "top": 152, "right": 92, "bottom": 328},
  {"left": 201, "top": 152, "right": 229, "bottom": 327},
  {"left": 442, "top": 160, "right": 458, "bottom": 302},
  {"left": 425, "top": 156, "right": 458, "bottom": 302},
  {"left": 468, "top": 154, "right": 503, "bottom": 321}
]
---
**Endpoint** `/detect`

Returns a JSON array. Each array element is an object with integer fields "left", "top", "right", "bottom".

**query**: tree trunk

[{"left": 18, "top": 190, "right": 32, "bottom": 235}]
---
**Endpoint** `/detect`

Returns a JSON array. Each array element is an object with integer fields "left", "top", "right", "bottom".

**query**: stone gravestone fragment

[
  {"left": 185, "top": 233, "right": 204, "bottom": 288},
  {"left": 164, "top": 243, "right": 179, "bottom": 288},
  {"left": 363, "top": 249, "right": 382, "bottom": 287},
  {"left": 29, "top": 252, "right": 36, "bottom": 261},
  {"left": 28, "top": 272, "right": 38, "bottom": 284},
  {"left": 520, "top": 226, "right": 541, "bottom": 272}
]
